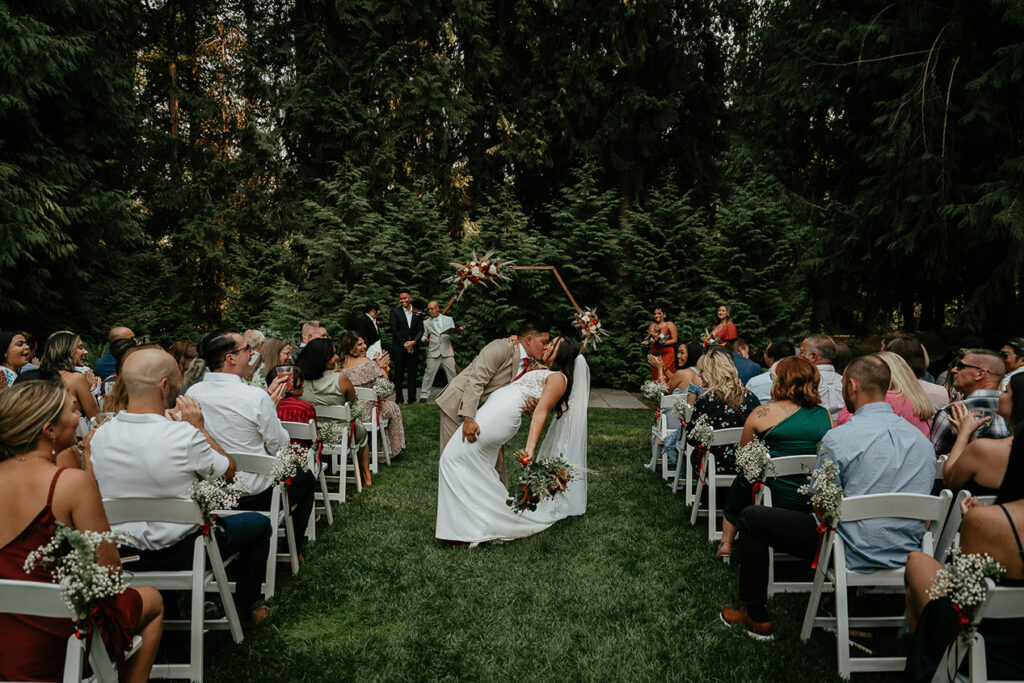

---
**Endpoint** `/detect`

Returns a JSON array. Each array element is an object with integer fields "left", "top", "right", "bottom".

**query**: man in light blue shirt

[
  {"left": 720, "top": 354, "right": 936, "bottom": 641},
  {"left": 746, "top": 339, "right": 796, "bottom": 404}
]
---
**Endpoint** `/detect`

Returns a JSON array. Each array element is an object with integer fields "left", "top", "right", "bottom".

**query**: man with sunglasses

[
  {"left": 999, "top": 338, "right": 1024, "bottom": 391},
  {"left": 930, "top": 349, "right": 1010, "bottom": 456}
]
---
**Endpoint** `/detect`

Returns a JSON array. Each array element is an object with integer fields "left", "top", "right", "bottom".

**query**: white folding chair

[
  {"left": 651, "top": 395, "right": 689, "bottom": 481},
  {"left": 0, "top": 578, "right": 142, "bottom": 682},
  {"left": 688, "top": 427, "right": 744, "bottom": 540},
  {"left": 800, "top": 490, "right": 954, "bottom": 678},
  {"left": 756, "top": 454, "right": 823, "bottom": 595},
  {"left": 102, "top": 497, "right": 243, "bottom": 682},
  {"left": 669, "top": 402, "right": 695, "bottom": 497},
  {"left": 280, "top": 419, "right": 334, "bottom": 530},
  {"left": 933, "top": 491, "right": 997, "bottom": 564},
  {"left": 930, "top": 578, "right": 1024, "bottom": 683},
  {"left": 355, "top": 387, "right": 391, "bottom": 473},
  {"left": 222, "top": 452, "right": 299, "bottom": 599},
  {"left": 313, "top": 404, "right": 362, "bottom": 502}
]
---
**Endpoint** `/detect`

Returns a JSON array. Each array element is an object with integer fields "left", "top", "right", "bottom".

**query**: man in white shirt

[
  {"left": 800, "top": 334, "right": 845, "bottom": 419},
  {"left": 186, "top": 329, "right": 316, "bottom": 556},
  {"left": 419, "top": 300, "right": 461, "bottom": 402},
  {"left": 746, "top": 340, "right": 795, "bottom": 404},
  {"left": 90, "top": 348, "right": 272, "bottom": 625},
  {"left": 999, "top": 338, "right": 1024, "bottom": 391}
]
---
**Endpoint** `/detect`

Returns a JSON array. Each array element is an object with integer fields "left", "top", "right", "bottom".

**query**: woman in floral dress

[
  {"left": 685, "top": 348, "right": 760, "bottom": 476},
  {"left": 339, "top": 332, "right": 405, "bottom": 457}
]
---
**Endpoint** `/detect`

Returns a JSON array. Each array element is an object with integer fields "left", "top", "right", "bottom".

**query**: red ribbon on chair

[
  {"left": 350, "top": 420, "right": 357, "bottom": 443},
  {"left": 751, "top": 480, "right": 762, "bottom": 504},
  {"left": 201, "top": 515, "right": 216, "bottom": 537},
  {"left": 809, "top": 516, "right": 829, "bottom": 569},
  {"left": 654, "top": 406, "right": 661, "bottom": 424},
  {"left": 74, "top": 596, "right": 134, "bottom": 668}
]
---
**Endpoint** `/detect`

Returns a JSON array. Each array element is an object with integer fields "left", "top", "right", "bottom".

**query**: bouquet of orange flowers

[{"left": 506, "top": 449, "right": 576, "bottom": 513}]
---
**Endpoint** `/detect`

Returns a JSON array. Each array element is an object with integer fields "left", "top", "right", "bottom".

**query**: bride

[{"left": 435, "top": 336, "right": 590, "bottom": 544}]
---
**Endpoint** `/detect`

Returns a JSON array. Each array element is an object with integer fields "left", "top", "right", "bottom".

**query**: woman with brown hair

[
  {"left": 250, "top": 337, "right": 292, "bottom": 387},
  {"left": 0, "top": 381, "right": 163, "bottom": 683},
  {"left": 40, "top": 331, "right": 100, "bottom": 419},
  {"left": 717, "top": 356, "right": 834, "bottom": 558}
]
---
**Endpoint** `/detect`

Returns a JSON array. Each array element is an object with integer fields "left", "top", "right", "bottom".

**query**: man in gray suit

[
  {"left": 435, "top": 322, "right": 550, "bottom": 484},
  {"left": 418, "top": 301, "right": 462, "bottom": 402}
]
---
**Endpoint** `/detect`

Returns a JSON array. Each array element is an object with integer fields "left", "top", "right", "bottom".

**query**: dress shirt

[
  {"left": 90, "top": 411, "right": 230, "bottom": 550},
  {"left": 185, "top": 372, "right": 288, "bottom": 495},
  {"left": 815, "top": 363, "right": 844, "bottom": 419},
  {"left": 818, "top": 402, "right": 936, "bottom": 572},
  {"left": 918, "top": 378, "right": 950, "bottom": 414},
  {"left": 929, "top": 388, "right": 1011, "bottom": 455},
  {"left": 1001, "top": 366, "right": 1024, "bottom": 391},
  {"left": 732, "top": 353, "right": 762, "bottom": 385},
  {"left": 746, "top": 371, "right": 773, "bottom": 405},
  {"left": 404, "top": 306, "right": 413, "bottom": 328},
  {"left": 516, "top": 343, "right": 529, "bottom": 378}
]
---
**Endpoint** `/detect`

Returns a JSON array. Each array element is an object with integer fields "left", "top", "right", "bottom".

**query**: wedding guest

[
  {"left": 0, "top": 330, "right": 32, "bottom": 384},
  {"left": 685, "top": 348, "right": 760, "bottom": 477},
  {"left": 268, "top": 366, "right": 315, "bottom": 435},
  {"left": 252, "top": 337, "right": 292, "bottom": 388},
  {"left": 720, "top": 355, "right": 936, "bottom": 640},
  {"left": 89, "top": 348, "right": 273, "bottom": 626},
  {"left": 94, "top": 326, "right": 136, "bottom": 380},
  {"left": 0, "top": 380, "right": 163, "bottom": 682},
  {"left": 293, "top": 320, "right": 328, "bottom": 363},
  {"left": 295, "top": 338, "right": 373, "bottom": 483},
  {"left": 648, "top": 341, "right": 703, "bottom": 468},
  {"left": 168, "top": 340, "right": 197, "bottom": 377},
  {"left": 18, "top": 331, "right": 40, "bottom": 372},
  {"left": 244, "top": 330, "right": 266, "bottom": 355},
  {"left": 799, "top": 334, "right": 844, "bottom": 419},
  {"left": 999, "top": 337, "right": 1024, "bottom": 391},
  {"left": 40, "top": 331, "right": 100, "bottom": 419},
  {"left": 931, "top": 349, "right": 1010, "bottom": 456},
  {"left": 389, "top": 290, "right": 424, "bottom": 404},
  {"left": 339, "top": 332, "right": 406, "bottom": 457},
  {"left": 903, "top": 435, "right": 1024, "bottom": 681},
  {"left": 419, "top": 301, "right": 461, "bottom": 402},
  {"left": 746, "top": 339, "right": 796, "bottom": 405},
  {"left": 717, "top": 357, "right": 833, "bottom": 559},
  {"left": 643, "top": 306, "right": 678, "bottom": 379},
  {"left": 836, "top": 352, "right": 934, "bottom": 438},
  {"left": 707, "top": 304, "right": 738, "bottom": 346},
  {"left": 730, "top": 338, "right": 761, "bottom": 385},
  {"left": 101, "top": 336, "right": 139, "bottom": 396},
  {"left": 885, "top": 335, "right": 949, "bottom": 413},
  {"left": 185, "top": 329, "right": 316, "bottom": 556},
  {"left": 940, "top": 402, "right": 1010, "bottom": 495}
]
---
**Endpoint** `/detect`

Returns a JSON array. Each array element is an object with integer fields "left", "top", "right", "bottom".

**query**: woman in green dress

[{"left": 716, "top": 356, "right": 834, "bottom": 559}]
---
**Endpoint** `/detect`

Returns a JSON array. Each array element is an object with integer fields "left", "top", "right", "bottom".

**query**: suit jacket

[
  {"left": 436, "top": 339, "right": 522, "bottom": 420},
  {"left": 423, "top": 315, "right": 456, "bottom": 358},
  {"left": 354, "top": 314, "right": 381, "bottom": 347},
  {"left": 389, "top": 305, "right": 424, "bottom": 352}
]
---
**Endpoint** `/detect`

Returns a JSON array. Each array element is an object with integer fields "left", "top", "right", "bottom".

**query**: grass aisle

[{"left": 204, "top": 405, "right": 854, "bottom": 682}]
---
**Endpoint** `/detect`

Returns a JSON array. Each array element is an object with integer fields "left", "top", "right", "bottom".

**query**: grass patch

[{"left": 200, "top": 405, "right": 895, "bottom": 682}]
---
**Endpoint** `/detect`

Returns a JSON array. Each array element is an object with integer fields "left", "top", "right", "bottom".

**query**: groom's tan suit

[{"left": 436, "top": 339, "right": 524, "bottom": 484}]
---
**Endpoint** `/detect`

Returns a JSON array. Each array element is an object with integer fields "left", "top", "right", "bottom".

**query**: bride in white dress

[{"left": 435, "top": 337, "right": 589, "bottom": 544}]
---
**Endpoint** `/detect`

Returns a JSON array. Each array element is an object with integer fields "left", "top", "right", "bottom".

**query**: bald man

[
  {"left": 930, "top": 348, "right": 1011, "bottom": 455},
  {"left": 95, "top": 325, "right": 136, "bottom": 380},
  {"left": 419, "top": 301, "right": 460, "bottom": 402},
  {"left": 89, "top": 348, "right": 273, "bottom": 626}
]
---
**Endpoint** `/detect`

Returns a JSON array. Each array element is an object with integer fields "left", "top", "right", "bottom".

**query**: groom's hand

[
  {"left": 523, "top": 398, "right": 538, "bottom": 414},
  {"left": 462, "top": 417, "right": 480, "bottom": 443}
]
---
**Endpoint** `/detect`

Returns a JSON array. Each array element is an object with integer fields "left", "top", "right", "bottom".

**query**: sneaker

[{"left": 719, "top": 607, "right": 774, "bottom": 641}]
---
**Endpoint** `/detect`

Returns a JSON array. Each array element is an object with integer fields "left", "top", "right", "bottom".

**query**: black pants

[
  {"left": 736, "top": 505, "right": 819, "bottom": 618},
  {"left": 237, "top": 469, "right": 316, "bottom": 554},
  {"left": 392, "top": 347, "right": 419, "bottom": 403}
]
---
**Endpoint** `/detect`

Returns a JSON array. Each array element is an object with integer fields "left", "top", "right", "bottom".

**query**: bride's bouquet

[{"left": 506, "top": 449, "right": 576, "bottom": 513}]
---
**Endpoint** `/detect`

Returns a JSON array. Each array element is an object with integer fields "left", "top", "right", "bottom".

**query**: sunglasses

[
  {"left": 955, "top": 361, "right": 987, "bottom": 373},
  {"left": 228, "top": 344, "right": 251, "bottom": 355}
]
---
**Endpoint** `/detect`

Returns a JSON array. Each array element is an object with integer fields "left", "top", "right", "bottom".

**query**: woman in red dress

[
  {"left": 643, "top": 306, "right": 678, "bottom": 380},
  {"left": 707, "top": 304, "right": 738, "bottom": 346},
  {"left": 0, "top": 381, "right": 163, "bottom": 683}
]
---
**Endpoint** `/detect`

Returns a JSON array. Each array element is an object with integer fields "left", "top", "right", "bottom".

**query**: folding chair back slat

[
  {"left": 354, "top": 387, "right": 390, "bottom": 472},
  {"left": 688, "top": 427, "right": 743, "bottom": 540},
  {"left": 280, "top": 419, "right": 334, "bottom": 529}
]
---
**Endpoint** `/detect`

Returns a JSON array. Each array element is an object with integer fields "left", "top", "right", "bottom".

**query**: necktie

[{"left": 514, "top": 361, "right": 529, "bottom": 381}]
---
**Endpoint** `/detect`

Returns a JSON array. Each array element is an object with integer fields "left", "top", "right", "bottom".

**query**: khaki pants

[{"left": 439, "top": 410, "right": 507, "bottom": 486}]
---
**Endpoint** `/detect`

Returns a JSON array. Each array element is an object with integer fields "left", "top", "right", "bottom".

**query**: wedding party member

[
  {"left": 0, "top": 380, "right": 163, "bottom": 682},
  {"left": 419, "top": 300, "right": 461, "bottom": 402},
  {"left": 930, "top": 349, "right": 1011, "bottom": 456},
  {"left": 717, "top": 357, "right": 832, "bottom": 559},
  {"left": 40, "top": 330, "right": 100, "bottom": 419},
  {"left": 435, "top": 337, "right": 587, "bottom": 545},
  {"left": 885, "top": 335, "right": 949, "bottom": 413},
  {"left": 94, "top": 325, "right": 135, "bottom": 380},
  {"left": 435, "top": 323, "right": 549, "bottom": 482},
  {"left": 746, "top": 340, "right": 796, "bottom": 405},
  {"left": 185, "top": 329, "right": 316, "bottom": 556},
  {"left": 0, "top": 330, "right": 33, "bottom": 385},
  {"left": 643, "top": 306, "right": 678, "bottom": 379},
  {"left": 90, "top": 348, "right": 272, "bottom": 626},
  {"left": 685, "top": 348, "right": 760, "bottom": 477},
  {"left": 389, "top": 290, "right": 424, "bottom": 403},
  {"left": 903, "top": 436, "right": 1024, "bottom": 682},
  {"left": 339, "top": 332, "right": 405, "bottom": 458},
  {"left": 836, "top": 352, "right": 934, "bottom": 437},
  {"left": 354, "top": 302, "right": 382, "bottom": 353},
  {"left": 707, "top": 304, "right": 738, "bottom": 346},
  {"left": 799, "top": 334, "right": 845, "bottom": 419},
  {"left": 720, "top": 355, "right": 936, "bottom": 640}
]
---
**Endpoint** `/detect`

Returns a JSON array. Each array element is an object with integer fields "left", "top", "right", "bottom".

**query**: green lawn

[{"left": 199, "top": 405, "right": 882, "bottom": 682}]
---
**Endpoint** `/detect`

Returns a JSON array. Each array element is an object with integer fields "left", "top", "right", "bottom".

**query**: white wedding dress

[{"left": 435, "top": 356, "right": 590, "bottom": 543}]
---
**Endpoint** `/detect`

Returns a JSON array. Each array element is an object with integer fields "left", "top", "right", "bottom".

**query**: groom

[{"left": 435, "top": 322, "right": 550, "bottom": 484}]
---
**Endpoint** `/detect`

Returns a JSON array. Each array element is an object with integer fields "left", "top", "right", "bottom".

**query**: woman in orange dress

[
  {"left": 707, "top": 304, "right": 738, "bottom": 346},
  {"left": 643, "top": 306, "right": 678, "bottom": 380}
]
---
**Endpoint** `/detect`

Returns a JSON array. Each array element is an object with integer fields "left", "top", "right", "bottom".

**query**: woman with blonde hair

[
  {"left": 251, "top": 337, "right": 292, "bottom": 388},
  {"left": 0, "top": 381, "right": 163, "bottom": 682},
  {"left": 836, "top": 351, "right": 933, "bottom": 437},
  {"left": 685, "top": 348, "right": 760, "bottom": 477}
]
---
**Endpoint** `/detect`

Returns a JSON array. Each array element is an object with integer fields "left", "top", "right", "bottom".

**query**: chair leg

[
  {"left": 370, "top": 424, "right": 379, "bottom": 474},
  {"left": 689, "top": 471, "right": 704, "bottom": 526},
  {"left": 205, "top": 540, "right": 243, "bottom": 644},
  {"left": 800, "top": 537, "right": 834, "bottom": 641},
  {"left": 708, "top": 478, "right": 718, "bottom": 541},
  {"left": 282, "top": 493, "right": 300, "bottom": 575},
  {"left": 317, "top": 464, "right": 334, "bottom": 525},
  {"left": 381, "top": 425, "right": 392, "bottom": 465},
  {"left": 835, "top": 562, "right": 851, "bottom": 679}
]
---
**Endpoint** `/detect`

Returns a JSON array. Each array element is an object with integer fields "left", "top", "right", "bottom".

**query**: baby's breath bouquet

[
  {"left": 927, "top": 548, "right": 1005, "bottom": 642},
  {"left": 797, "top": 458, "right": 843, "bottom": 525},
  {"left": 671, "top": 394, "right": 691, "bottom": 417},
  {"left": 189, "top": 474, "right": 246, "bottom": 531},
  {"left": 373, "top": 377, "right": 395, "bottom": 401},
  {"left": 24, "top": 522, "right": 131, "bottom": 622},
  {"left": 735, "top": 437, "right": 774, "bottom": 484},
  {"left": 506, "top": 449, "right": 576, "bottom": 513},
  {"left": 641, "top": 379, "right": 669, "bottom": 402},
  {"left": 317, "top": 419, "right": 349, "bottom": 446},
  {"left": 271, "top": 442, "right": 312, "bottom": 485},
  {"left": 688, "top": 413, "right": 714, "bottom": 448}
]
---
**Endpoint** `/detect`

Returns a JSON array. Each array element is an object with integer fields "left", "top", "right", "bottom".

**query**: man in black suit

[
  {"left": 353, "top": 301, "right": 381, "bottom": 349},
  {"left": 389, "top": 290, "right": 424, "bottom": 403}
]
